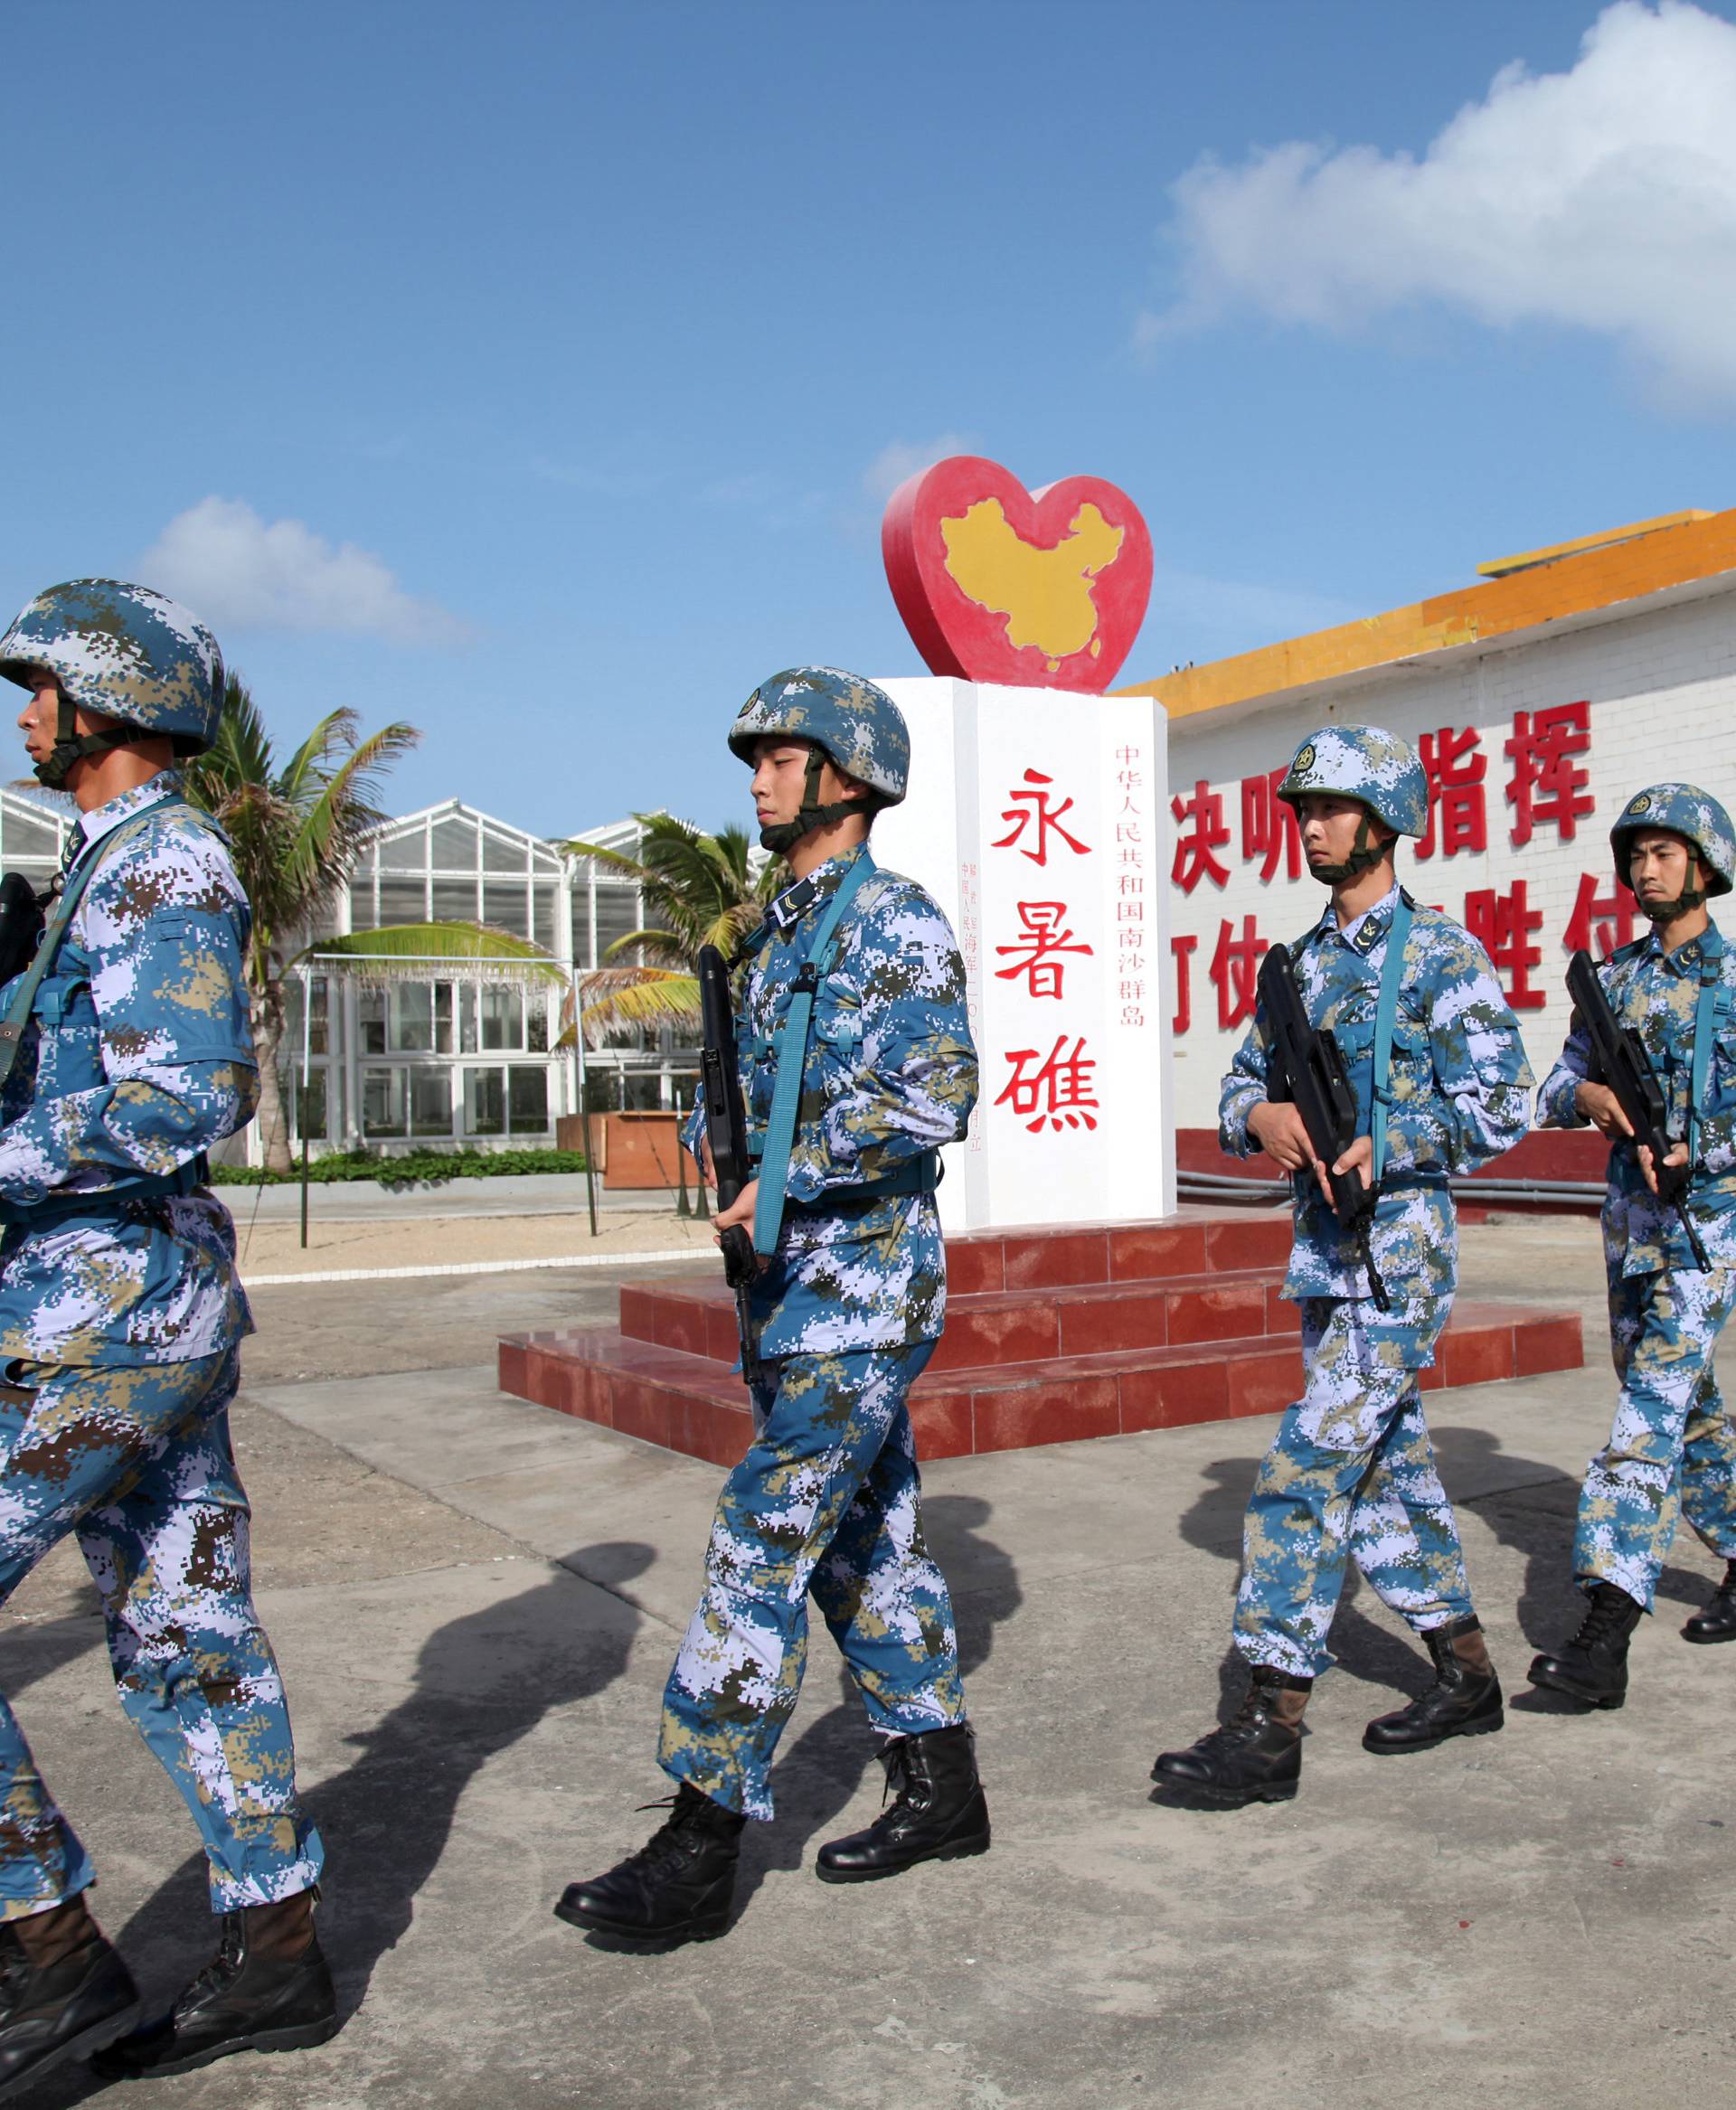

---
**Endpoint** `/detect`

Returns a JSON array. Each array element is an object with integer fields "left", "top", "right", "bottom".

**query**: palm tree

[
  {"left": 562, "top": 812, "right": 783, "bottom": 1041},
  {"left": 185, "top": 676, "right": 562, "bottom": 1173}
]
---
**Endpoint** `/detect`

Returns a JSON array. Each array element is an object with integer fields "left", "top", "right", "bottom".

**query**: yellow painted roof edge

[
  {"left": 1477, "top": 508, "right": 1712, "bottom": 579},
  {"left": 1118, "top": 505, "right": 1736, "bottom": 723}
]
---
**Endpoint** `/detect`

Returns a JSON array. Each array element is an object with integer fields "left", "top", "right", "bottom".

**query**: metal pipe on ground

[{"left": 1175, "top": 1169, "right": 1606, "bottom": 1207}]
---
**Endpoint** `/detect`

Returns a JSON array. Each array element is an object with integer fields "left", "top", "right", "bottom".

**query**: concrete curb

[{"left": 243, "top": 1247, "right": 706, "bottom": 1287}]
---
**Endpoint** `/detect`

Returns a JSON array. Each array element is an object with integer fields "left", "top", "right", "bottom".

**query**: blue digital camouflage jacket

[
  {"left": 685, "top": 843, "right": 977, "bottom": 1356},
  {"left": 1220, "top": 885, "right": 1533, "bottom": 1305},
  {"left": 0, "top": 774, "right": 258, "bottom": 1364},
  {"left": 1537, "top": 918, "right": 1736, "bottom": 1276}
]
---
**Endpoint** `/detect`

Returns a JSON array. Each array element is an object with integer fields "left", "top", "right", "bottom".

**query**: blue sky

[{"left": 5, "top": 0, "right": 1732, "bottom": 836}]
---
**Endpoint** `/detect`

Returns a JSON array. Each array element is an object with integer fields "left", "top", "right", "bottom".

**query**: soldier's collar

[
  {"left": 1331, "top": 882, "right": 1402, "bottom": 955},
  {"left": 71, "top": 768, "right": 184, "bottom": 856},
  {"left": 768, "top": 845, "right": 874, "bottom": 936},
  {"left": 1668, "top": 922, "right": 1723, "bottom": 971}
]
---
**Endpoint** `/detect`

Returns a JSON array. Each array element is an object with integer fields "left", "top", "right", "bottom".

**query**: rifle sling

[
  {"left": 0, "top": 805, "right": 180, "bottom": 1095},
  {"left": 1687, "top": 937, "right": 1722, "bottom": 1167},
  {"left": 1368, "top": 893, "right": 1415, "bottom": 1188},
  {"left": 751, "top": 854, "right": 877, "bottom": 1258}
]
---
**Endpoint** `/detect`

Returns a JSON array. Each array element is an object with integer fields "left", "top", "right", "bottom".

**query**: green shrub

[{"left": 212, "top": 1146, "right": 590, "bottom": 1189}]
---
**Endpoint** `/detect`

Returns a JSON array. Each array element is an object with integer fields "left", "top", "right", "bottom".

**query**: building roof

[{"left": 1118, "top": 504, "right": 1736, "bottom": 726}]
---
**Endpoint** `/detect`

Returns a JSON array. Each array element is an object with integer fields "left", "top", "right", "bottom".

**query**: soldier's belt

[
  {"left": 0, "top": 1155, "right": 210, "bottom": 1229},
  {"left": 769, "top": 1150, "right": 942, "bottom": 1216}
]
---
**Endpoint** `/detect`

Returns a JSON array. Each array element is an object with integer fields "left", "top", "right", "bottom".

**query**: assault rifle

[
  {"left": 0, "top": 873, "right": 43, "bottom": 989},
  {"left": 1257, "top": 942, "right": 1390, "bottom": 1312},
  {"left": 1566, "top": 949, "right": 1710, "bottom": 1270},
  {"left": 698, "top": 943, "right": 760, "bottom": 1383}
]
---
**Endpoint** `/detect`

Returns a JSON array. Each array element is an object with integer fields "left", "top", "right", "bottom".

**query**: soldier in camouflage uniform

[
  {"left": 0, "top": 583, "right": 333, "bottom": 2096},
  {"left": 1153, "top": 725, "right": 1533, "bottom": 1806},
  {"left": 558, "top": 668, "right": 986, "bottom": 1948},
  {"left": 1531, "top": 783, "right": 1736, "bottom": 1708}
]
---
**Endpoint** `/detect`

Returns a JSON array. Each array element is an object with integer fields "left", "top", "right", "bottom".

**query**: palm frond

[
  {"left": 578, "top": 966, "right": 701, "bottom": 1045},
  {"left": 295, "top": 921, "right": 571, "bottom": 986}
]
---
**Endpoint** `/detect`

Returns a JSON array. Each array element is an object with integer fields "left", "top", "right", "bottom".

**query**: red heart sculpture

[{"left": 882, "top": 454, "right": 1152, "bottom": 692}]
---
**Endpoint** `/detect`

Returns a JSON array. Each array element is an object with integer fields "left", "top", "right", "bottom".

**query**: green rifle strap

[
  {"left": 1687, "top": 932, "right": 1722, "bottom": 1166},
  {"left": 0, "top": 805, "right": 180, "bottom": 1097},
  {"left": 751, "top": 852, "right": 876, "bottom": 1258},
  {"left": 1368, "top": 892, "right": 1415, "bottom": 1187}
]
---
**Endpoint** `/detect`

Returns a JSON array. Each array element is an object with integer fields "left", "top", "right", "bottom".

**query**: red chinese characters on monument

[
  {"left": 987, "top": 762, "right": 1107, "bottom": 1135},
  {"left": 994, "top": 901, "right": 1092, "bottom": 1000},
  {"left": 1113, "top": 744, "right": 1149, "bottom": 1029},
  {"left": 994, "top": 769, "right": 1090, "bottom": 866},
  {"left": 994, "top": 1036, "right": 1101, "bottom": 1132}
]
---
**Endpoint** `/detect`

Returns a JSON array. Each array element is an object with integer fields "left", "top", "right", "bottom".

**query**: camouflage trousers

[
  {"left": 0, "top": 1351, "right": 325, "bottom": 1919},
  {"left": 1575, "top": 1263, "right": 1736, "bottom": 1607},
  {"left": 1234, "top": 1295, "right": 1475, "bottom": 1677},
  {"left": 658, "top": 1342, "right": 966, "bottom": 1820}
]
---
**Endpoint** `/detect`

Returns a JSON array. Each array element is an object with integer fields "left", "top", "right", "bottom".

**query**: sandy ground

[{"left": 235, "top": 1206, "right": 718, "bottom": 1278}]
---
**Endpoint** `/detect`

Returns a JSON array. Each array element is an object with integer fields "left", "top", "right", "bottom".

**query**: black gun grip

[{"left": 719, "top": 1221, "right": 758, "bottom": 1289}]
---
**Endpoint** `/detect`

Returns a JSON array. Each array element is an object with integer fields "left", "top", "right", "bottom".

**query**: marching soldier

[
  {"left": 557, "top": 667, "right": 986, "bottom": 1946},
  {"left": 1153, "top": 726, "right": 1533, "bottom": 1804},
  {"left": 1531, "top": 784, "right": 1736, "bottom": 1706},
  {"left": 0, "top": 582, "right": 332, "bottom": 2095}
]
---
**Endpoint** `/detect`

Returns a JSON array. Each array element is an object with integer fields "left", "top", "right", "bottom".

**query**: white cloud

[
  {"left": 861, "top": 433, "right": 979, "bottom": 505},
  {"left": 137, "top": 496, "right": 470, "bottom": 645},
  {"left": 1147, "top": 1, "right": 1736, "bottom": 402}
]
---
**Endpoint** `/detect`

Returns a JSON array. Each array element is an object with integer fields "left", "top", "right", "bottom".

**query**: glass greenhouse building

[
  {"left": 288, "top": 800, "right": 695, "bottom": 1157},
  {"left": 0, "top": 788, "right": 695, "bottom": 1162}
]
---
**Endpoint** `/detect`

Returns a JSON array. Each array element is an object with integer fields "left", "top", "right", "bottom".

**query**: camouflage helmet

[
  {"left": 1609, "top": 783, "right": 1736, "bottom": 900},
  {"left": 728, "top": 666, "right": 909, "bottom": 805},
  {"left": 0, "top": 579, "right": 225, "bottom": 787},
  {"left": 1277, "top": 723, "right": 1429, "bottom": 840}
]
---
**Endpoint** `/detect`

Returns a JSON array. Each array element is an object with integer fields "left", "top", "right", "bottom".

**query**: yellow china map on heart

[{"left": 939, "top": 499, "right": 1126, "bottom": 671}]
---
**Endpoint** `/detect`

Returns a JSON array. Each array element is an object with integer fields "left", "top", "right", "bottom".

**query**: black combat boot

[
  {"left": 1528, "top": 1581, "right": 1646, "bottom": 1708},
  {"left": 1363, "top": 1615, "right": 1504, "bottom": 1754},
  {"left": 0, "top": 1895, "right": 138, "bottom": 2101},
  {"left": 1684, "top": 1559, "right": 1736, "bottom": 1644},
  {"left": 554, "top": 1783, "right": 746, "bottom": 1946},
  {"left": 816, "top": 1725, "right": 990, "bottom": 1883},
  {"left": 93, "top": 1890, "right": 336, "bottom": 2079},
  {"left": 1151, "top": 1665, "right": 1311, "bottom": 1805}
]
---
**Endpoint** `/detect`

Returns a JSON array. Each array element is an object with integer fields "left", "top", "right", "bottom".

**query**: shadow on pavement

[
  {"left": 729, "top": 1492, "right": 1021, "bottom": 1914},
  {"left": 12, "top": 1542, "right": 652, "bottom": 2105},
  {"left": 0, "top": 1610, "right": 106, "bottom": 1710}
]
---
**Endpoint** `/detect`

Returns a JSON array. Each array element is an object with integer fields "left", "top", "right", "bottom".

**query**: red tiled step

[
  {"left": 498, "top": 1301, "right": 1584, "bottom": 1465},
  {"left": 944, "top": 1211, "right": 1292, "bottom": 1295},
  {"left": 619, "top": 1267, "right": 1298, "bottom": 1371}
]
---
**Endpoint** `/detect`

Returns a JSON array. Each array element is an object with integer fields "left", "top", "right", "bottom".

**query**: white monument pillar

[{"left": 871, "top": 676, "right": 1174, "bottom": 1231}]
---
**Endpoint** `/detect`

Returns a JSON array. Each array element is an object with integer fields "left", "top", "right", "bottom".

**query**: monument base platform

[{"left": 497, "top": 1210, "right": 1584, "bottom": 1464}]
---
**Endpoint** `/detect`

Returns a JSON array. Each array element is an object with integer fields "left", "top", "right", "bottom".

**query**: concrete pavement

[{"left": 4, "top": 1215, "right": 1732, "bottom": 2108}]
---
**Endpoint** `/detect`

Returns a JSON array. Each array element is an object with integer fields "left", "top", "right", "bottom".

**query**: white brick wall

[{"left": 1166, "top": 581, "right": 1736, "bottom": 1130}]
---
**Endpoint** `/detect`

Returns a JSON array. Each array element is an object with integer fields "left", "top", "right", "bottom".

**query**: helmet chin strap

[
  {"left": 758, "top": 746, "right": 863, "bottom": 855},
  {"left": 1308, "top": 813, "right": 1395, "bottom": 884},
  {"left": 33, "top": 689, "right": 146, "bottom": 791},
  {"left": 1639, "top": 883, "right": 1709, "bottom": 924}
]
